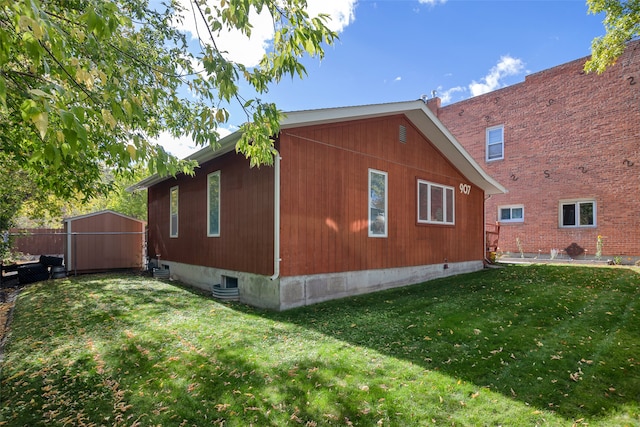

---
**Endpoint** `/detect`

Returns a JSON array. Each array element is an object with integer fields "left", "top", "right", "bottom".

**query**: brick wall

[{"left": 436, "top": 41, "right": 640, "bottom": 257}]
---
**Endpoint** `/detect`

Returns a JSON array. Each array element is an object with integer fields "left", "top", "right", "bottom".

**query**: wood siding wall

[
  {"left": 279, "top": 114, "right": 485, "bottom": 277},
  {"left": 65, "top": 212, "right": 145, "bottom": 272},
  {"left": 10, "top": 228, "right": 64, "bottom": 256},
  {"left": 147, "top": 151, "right": 275, "bottom": 275}
]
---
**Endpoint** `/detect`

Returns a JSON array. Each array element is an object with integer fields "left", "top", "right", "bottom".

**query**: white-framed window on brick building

[
  {"left": 559, "top": 199, "right": 596, "bottom": 228},
  {"left": 417, "top": 180, "right": 455, "bottom": 225},
  {"left": 369, "top": 169, "right": 388, "bottom": 237},
  {"left": 499, "top": 205, "right": 524, "bottom": 223},
  {"left": 170, "top": 186, "right": 179, "bottom": 238},
  {"left": 486, "top": 125, "right": 504, "bottom": 161},
  {"left": 207, "top": 171, "right": 221, "bottom": 237}
]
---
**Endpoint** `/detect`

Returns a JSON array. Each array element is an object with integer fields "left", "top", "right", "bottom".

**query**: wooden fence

[{"left": 9, "top": 228, "right": 65, "bottom": 256}]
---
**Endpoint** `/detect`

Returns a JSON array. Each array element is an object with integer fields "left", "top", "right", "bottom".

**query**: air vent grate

[{"left": 399, "top": 125, "right": 407, "bottom": 143}]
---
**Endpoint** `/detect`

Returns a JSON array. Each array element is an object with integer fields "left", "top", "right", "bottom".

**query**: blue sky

[{"left": 161, "top": 0, "right": 606, "bottom": 157}]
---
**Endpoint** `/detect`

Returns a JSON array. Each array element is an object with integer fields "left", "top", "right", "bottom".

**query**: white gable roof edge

[
  {"left": 63, "top": 209, "right": 146, "bottom": 224},
  {"left": 281, "top": 100, "right": 506, "bottom": 195},
  {"left": 130, "top": 100, "right": 506, "bottom": 195}
]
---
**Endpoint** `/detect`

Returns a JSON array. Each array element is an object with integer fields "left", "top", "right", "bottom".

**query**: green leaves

[
  {"left": 236, "top": 102, "right": 282, "bottom": 167},
  {"left": 584, "top": 0, "right": 640, "bottom": 73},
  {"left": 1, "top": 0, "right": 337, "bottom": 225},
  {"left": 20, "top": 99, "right": 47, "bottom": 139}
]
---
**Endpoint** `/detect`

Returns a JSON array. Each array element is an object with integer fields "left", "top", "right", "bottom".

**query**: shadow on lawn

[
  {"left": 2, "top": 268, "right": 638, "bottom": 425},
  {"left": 238, "top": 265, "right": 640, "bottom": 422}
]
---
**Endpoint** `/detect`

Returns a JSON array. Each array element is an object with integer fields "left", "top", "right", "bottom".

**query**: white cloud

[
  {"left": 438, "top": 85, "right": 466, "bottom": 104},
  {"left": 305, "top": 0, "right": 357, "bottom": 33},
  {"left": 160, "top": 1, "right": 357, "bottom": 157},
  {"left": 154, "top": 127, "right": 233, "bottom": 159},
  {"left": 172, "top": 0, "right": 357, "bottom": 67},
  {"left": 469, "top": 56, "right": 525, "bottom": 96},
  {"left": 418, "top": 0, "right": 447, "bottom": 5},
  {"left": 394, "top": 76, "right": 402, "bottom": 82}
]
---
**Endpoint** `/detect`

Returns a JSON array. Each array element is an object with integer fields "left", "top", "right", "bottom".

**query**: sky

[{"left": 159, "top": 0, "right": 607, "bottom": 158}]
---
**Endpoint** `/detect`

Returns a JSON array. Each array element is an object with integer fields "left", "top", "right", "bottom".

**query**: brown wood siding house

[{"left": 137, "top": 101, "right": 505, "bottom": 310}]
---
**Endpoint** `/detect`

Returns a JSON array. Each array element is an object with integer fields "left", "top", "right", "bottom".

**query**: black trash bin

[{"left": 17, "top": 263, "right": 50, "bottom": 284}]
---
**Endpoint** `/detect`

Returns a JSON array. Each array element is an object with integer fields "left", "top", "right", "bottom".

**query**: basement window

[{"left": 222, "top": 275, "right": 238, "bottom": 289}]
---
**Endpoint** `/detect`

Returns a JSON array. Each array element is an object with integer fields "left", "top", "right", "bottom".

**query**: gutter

[
  {"left": 65, "top": 219, "right": 73, "bottom": 273},
  {"left": 270, "top": 152, "right": 282, "bottom": 280},
  {"left": 483, "top": 194, "right": 492, "bottom": 266}
]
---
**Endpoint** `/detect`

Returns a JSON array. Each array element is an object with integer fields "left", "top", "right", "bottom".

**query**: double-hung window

[
  {"left": 486, "top": 125, "right": 504, "bottom": 161},
  {"left": 560, "top": 200, "right": 596, "bottom": 228},
  {"left": 369, "top": 169, "right": 388, "bottom": 237},
  {"left": 207, "top": 171, "right": 221, "bottom": 237},
  {"left": 170, "top": 186, "right": 179, "bottom": 238},
  {"left": 417, "top": 180, "right": 455, "bottom": 225},
  {"left": 499, "top": 205, "right": 524, "bottom": 223}
]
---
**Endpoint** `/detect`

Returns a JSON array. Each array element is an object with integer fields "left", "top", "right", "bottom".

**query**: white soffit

[{"left": 131, "top": 100, "right": 506, "bottom": 195}]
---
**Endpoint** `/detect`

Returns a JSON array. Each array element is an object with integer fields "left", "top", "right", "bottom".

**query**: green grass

[{"left": 1, "top": 265, "right": 638, "bottom": 426}]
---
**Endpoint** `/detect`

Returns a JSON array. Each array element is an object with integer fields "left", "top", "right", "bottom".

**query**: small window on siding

[
  {"left": 170, "top": 186, "right": 179, "bottom": 238},
  {"left": 499, "top": 205, "right": 524, "bottom": 223},
  {"left": 486, "top": 125, "right": 504, "bottom": 161},
  {"left": 369, "top": 169, "right": 388, "bottom": 237},
  {"left": 417, "top": 180, "right": 455, "bottom": 225},
  {"left": 207, "top": 171, "right": 221, "bottom": 237}
]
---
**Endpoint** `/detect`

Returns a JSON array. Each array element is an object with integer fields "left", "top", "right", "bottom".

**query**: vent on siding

[{"left": 399, "top": 125, "right": 407, "bottom": 143}]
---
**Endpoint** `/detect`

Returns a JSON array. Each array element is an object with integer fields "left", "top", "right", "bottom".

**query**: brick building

[{"left": 431, "top": 41, "right": 640, "bottom": 260}]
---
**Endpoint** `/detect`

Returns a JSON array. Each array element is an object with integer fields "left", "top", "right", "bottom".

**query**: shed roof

[
  {"left": 131, "top": 100, "right": 506, "bottom": 195},
  {"left": 63, "top": 209, "right": 146, "bottom": 225}
]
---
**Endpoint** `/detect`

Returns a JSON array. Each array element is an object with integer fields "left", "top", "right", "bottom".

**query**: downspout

[
  {"left": 484, "top": 194, "right": 492, "bottom": 266},
  {"left": 270, "top": 151, "right": 281, "bottom": 280},
  {"left": 65, "top": 219, "right": 72, "bottom": 273}
]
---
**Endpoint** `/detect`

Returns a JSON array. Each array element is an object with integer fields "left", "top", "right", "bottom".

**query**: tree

[
  {"left": 0, "top": 0, "right": 336, "bottom": 224},
  {"left": 14, "top": 163, "right": 149, "bottom": 228},
  {"left": 584, "top": 0, "right": 640, "bottom": 73}
]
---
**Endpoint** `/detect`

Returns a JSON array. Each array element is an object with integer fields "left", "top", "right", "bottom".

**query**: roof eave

[
  {"left": 127, "top": 131, "right": 242, "bottom": 191},
  {"left": 129, "top": 100, "right": 506, "bottom": 195},
  {"left": 404, "top": 104, "right": 507, "bottom": 195}
]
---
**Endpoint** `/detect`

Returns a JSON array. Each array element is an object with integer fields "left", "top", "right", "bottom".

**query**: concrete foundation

[{"left": 159, "top": 260, "right": 484, "bottom": 311}]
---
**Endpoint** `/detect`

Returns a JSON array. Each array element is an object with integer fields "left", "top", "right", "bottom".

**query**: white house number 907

[{"left": 459, "top": 183, "right": 471, "bottom": 195}]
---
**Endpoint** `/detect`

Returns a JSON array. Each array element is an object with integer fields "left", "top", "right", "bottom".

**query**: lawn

[{"left": 0, "top": 265, "right": 638, "bottom": 426}]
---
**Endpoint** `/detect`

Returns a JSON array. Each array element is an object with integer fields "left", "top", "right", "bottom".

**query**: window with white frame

[
  {"left": 417, "top": 180, "right": 455, "bottom": 225},
  {"left": 486, "top": 125, "right": 504, "bottom": 161},
  {"left": 560, "top": 200, "right": 596, "bottom": 228},
  {"left": 369, "top": 169, "right": 388, "bottom": 237},
  {"left": 499, "top": 205, "right": 524, "bottom": 223},
  {"left": 170, "top": 186, "right": 179, "bottom": 238},
  {"left": 207, "top": 171, "right": 221, "bottom": 237}
]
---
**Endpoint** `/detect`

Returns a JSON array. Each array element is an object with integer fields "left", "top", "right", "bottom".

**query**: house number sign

[{"left": 459, "top": 183, "right": 472, "bottom": 195}]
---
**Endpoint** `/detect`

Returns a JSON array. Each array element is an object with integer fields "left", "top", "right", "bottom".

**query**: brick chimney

[{"left": 426, "top": 97, "right": 441, "bottom": 116}]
